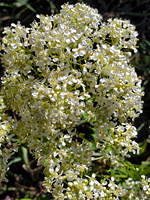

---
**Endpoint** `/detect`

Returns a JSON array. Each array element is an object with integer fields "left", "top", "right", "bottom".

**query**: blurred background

[{"left": 0, "top": 0, "right": 150, "bottom": 199}]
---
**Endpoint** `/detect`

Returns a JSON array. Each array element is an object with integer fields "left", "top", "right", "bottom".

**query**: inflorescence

[{"left": 0, "top": 3, "right": 149, "bottom": 199}]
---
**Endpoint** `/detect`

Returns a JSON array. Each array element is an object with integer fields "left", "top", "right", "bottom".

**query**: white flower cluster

[
  {"left": 0, "top": 2, "right": 147, "bottom": 199},
  {"left": 0, "top": 97, "right": 18, "bottom": 182},
  {"left": 125, "top": 175, "right": 150, "bottom": 199}
]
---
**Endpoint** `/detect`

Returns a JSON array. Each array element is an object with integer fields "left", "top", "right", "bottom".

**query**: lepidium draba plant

[{"left": 0, "top": 2, "right": 150, "bottom": 199}]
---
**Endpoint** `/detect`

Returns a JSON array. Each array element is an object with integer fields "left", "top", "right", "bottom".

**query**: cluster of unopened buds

[{"left": 0, "top": 2, "right": 149, "bottom": 199}]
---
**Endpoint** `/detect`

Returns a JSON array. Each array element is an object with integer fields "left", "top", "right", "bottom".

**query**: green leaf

[
  {"left": 21, "top": 146, "right": 30, "bottom": 170},
  {"left": 7, "top": 157, "right": 22, "bottom": 167},
  {"left": 139, "top": 42, "right": 146, "bottom": 50},
  {"left": 38, "top": 194, "right": 50, "bottom": 200},
  {"left": 26, "top": 3, "right": 36, "bottom": 12},
  {"left": 13, "top": 0, "right": 27, "bottom": 7},
  {"left": 13, "top": 0, "right": 36, "bottom": 12},
  {"left": 142, "top": 161, "right": 150, "bottom": 168},
  {"left": 49, "top": 1, "right": 56, "bottom": 10},
  {"left": 145, "top": 55, "right": 150, "bottom": 64},
  {"left": 137, "top": 122, "right": 145, "bottom": 133},
  {"left": 0, "top": 2, "right": 14, "bottom": 7},
  {"left": 19, "top": 199, "right": 32, "bottom": 200},
  {"left": 0, "top": 3, "right": 14, "bottom": 7},
  {"left": 144, "top": 39, "right": 150, "bottom": 47},
  {"left": 139, "top": 140, "right": 147, "bottom": 155},
  {"left": 115, "top": 167, "right": 129, "bottom": 176},
  {"left": 13, "top": 0, "right": 28, "bottom": 7}
]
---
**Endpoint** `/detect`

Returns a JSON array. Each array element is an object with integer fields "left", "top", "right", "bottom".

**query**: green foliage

[
  {"left": 7, "top": 156, "right": 22, "bottom": 168},
  {"left": 19, "top": 198, "right": 32, "bottom": 200},
  {"left": 37, "top": 194, "right": 50, "bottom": 200},
  {"left": 0, "top": 0, "right": 35, "bottom": 12},
  {"left": 20, "top": 146, "right": 31, "bottom": 171}
]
